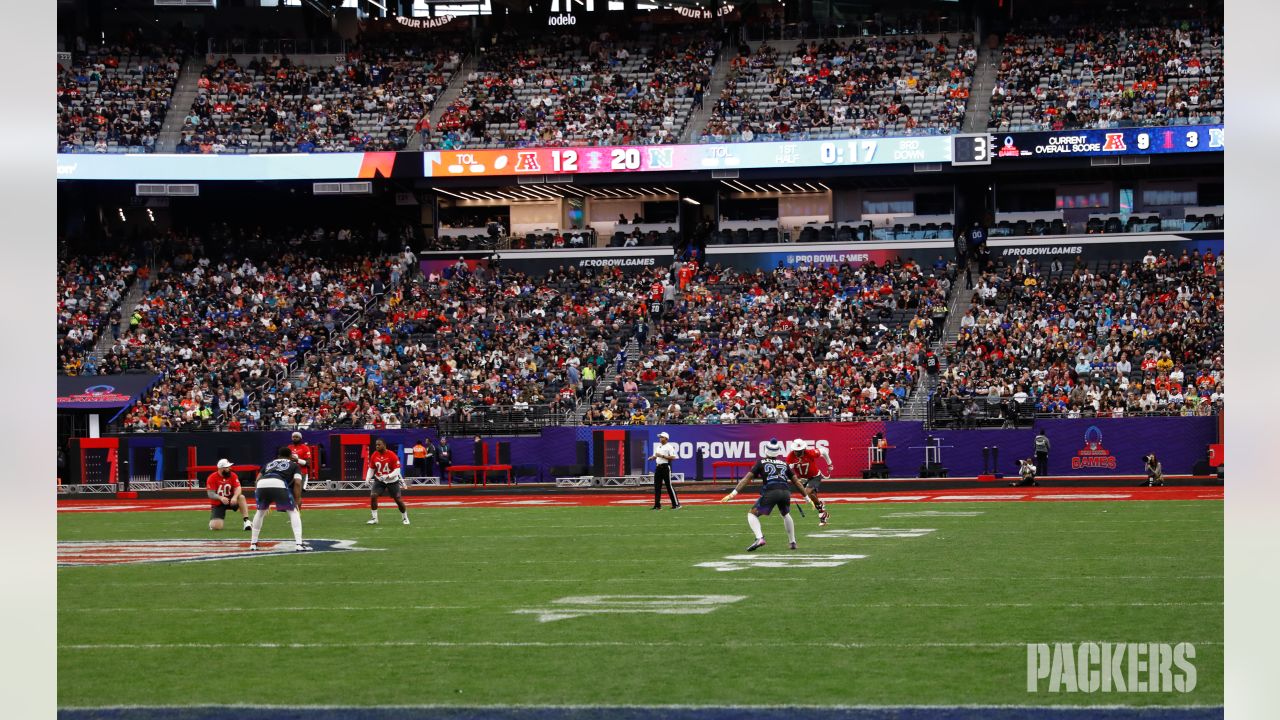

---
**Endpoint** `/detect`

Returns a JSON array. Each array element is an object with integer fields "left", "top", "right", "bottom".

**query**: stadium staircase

[
  {"left": 899, "top": 282, "right": 974, "bottom": 421},
  {"left": 224, "top": 254, "right": 415, "bottom": 428},
  {"left": 682, "top": 48, "right": 735, "bottom": 143},
  {"left": 960, "top": 39, "right": 1000, "bottom": 134},
  {"left": 574, "top": 336, "right": 640, "bottom": 423},
  {"left": 413, "top": 52, "right": 479, "bottom": 151},
  {"left": 85, "top": 275, "right": 147, "bottom": 369},
  {"left": 155, "top": 57, "right": 207, "bottom": 153}
]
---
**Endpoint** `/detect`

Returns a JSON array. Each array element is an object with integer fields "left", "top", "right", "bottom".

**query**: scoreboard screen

[{"left": 992, "top": 124, "right": 1223, "bottom": 160}]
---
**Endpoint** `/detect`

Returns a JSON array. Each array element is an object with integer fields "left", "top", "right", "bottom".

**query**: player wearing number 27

[
  {"left": 367, "top": 438, "right": 410, "bottom": 525},
  {"left": 720, "top": 439, "right": 820, "bottom": 552},
  {"left": 206, "top": 459, "right": 251, "bottom": 531}
]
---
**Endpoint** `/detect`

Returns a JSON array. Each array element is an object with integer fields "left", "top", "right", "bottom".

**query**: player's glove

[{"left": 719, "top": 490, "right": 738, "bottom": 503}]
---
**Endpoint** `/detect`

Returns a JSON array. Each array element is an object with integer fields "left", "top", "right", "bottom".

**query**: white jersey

[{"left": 653, "top": 441, "right": 679, "bottom": 465}]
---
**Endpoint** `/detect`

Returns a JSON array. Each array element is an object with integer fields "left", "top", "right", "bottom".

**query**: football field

[{"left": 57, "top": 494, "right": 1223, "bottom": 714}]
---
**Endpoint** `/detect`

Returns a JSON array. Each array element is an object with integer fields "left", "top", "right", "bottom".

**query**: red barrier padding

[
  {"left": 446, "top": 464, "right": 513, "bottom": 487},
  {"left": 711, "top": 460, "right": 756, "bottom": 480}
]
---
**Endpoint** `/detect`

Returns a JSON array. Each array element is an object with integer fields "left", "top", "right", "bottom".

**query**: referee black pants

[{"left": 653, "top": 464, "right": 680, "bottom": 508}]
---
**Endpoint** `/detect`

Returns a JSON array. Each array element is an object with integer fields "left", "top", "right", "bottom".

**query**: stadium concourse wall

[
  {"left": 418, "top": 231, "right": 1225, "bottom": 277},
  {"left": 98, "top": 417, "right": 1219, "bottom": 486}
]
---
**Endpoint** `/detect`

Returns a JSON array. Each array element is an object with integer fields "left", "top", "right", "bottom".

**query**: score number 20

[{"left": 550, "top": 149, "right": 642, "bottom": 172}]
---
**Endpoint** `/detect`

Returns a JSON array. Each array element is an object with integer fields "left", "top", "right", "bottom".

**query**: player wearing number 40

[{"left": 206, "top": 459, "right": 251, "bottom": 532}]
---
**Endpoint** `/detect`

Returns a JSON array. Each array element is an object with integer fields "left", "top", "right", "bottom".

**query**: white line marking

[
  {"left": 54, "top": 704, "right": 1229, "bottom": 711},
  {"left": 59, "top": 640, "right": 1223, "bottom": 651}
]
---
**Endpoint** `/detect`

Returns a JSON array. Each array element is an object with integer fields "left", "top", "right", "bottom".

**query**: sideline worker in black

[
  {"left": 1034, "top": 429, "right": 1051, "bottom": 476},
  {"left": 648, "top": 431, "right": 682, "bottom": 510}
]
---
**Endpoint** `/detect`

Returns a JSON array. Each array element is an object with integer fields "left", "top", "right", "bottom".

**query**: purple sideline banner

[
  {"left": 111, "top": 417, "right": 1217, "bottom": 482},
  {"left": 58, "top": 374, "right": 163, "bottom": 410}
]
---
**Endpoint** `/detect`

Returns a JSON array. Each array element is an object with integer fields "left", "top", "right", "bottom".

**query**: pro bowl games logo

[
  {"left": 57, "top": 384, "right": 132, "bottom": 405},
  {"left": 57, "top": 539, "right": 369, "bottom": 566},
  {"left": 1071, "top": 425, "right": 1117, "bottom": 470}
]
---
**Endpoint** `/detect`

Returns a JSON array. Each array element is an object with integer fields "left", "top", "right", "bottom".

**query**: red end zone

[{"left": 58, "top": 486, "right": 1223, "bottom": 513}]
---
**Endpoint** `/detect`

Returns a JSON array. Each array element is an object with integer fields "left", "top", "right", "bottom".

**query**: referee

[{"left": 648, "top": 431, "right": 682, "bottom": 510}]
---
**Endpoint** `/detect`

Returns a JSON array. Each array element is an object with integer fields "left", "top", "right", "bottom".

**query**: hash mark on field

[
  {"left": 513, "top": 594, "right": 746, "bottom": 622},
  {"left": 696, "top": 553, "right": 866, "bottom": 572},
  {"left": 807, "top": 527, "right": 936, "bottom": 539}
]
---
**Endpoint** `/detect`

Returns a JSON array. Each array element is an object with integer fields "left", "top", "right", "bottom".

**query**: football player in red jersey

[
  {"left": 288, "top": 432, "right": 317, "bottom": 491},
  {"left": 366, "top": 438, "right": 410, "bottom": 525},
  {"left": 206, "top": 459, "right": 251, "bottom": 531},
  {"left": 785, "top": 441, "right": 833, "bottom": 526}
]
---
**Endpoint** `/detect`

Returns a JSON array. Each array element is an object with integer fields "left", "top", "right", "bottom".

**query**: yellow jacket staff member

[{"left": 647, "top": 431, "right": 682, "bottom": 510}]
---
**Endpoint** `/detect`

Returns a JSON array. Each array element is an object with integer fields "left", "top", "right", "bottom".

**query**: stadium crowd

[
  {"left": 74, "top": 228, "right": 410, "bottom": 431},
  {"left": 988, "top": 21, "right": 1224, "bottom": 131},
  {"left": 934, "top": 248, "right": 1223, "bottom": 422},
  {"left": 702, "top": 35, "right": 974, "bottom": 142},
  {"left": 57, "top": 255, "right": 139, "bottom": 375},
  {"left": 178, "top": 43, "right": 463, "bottom": 154},
  {"left": 57, "top": 44, "right": 184, "bottom": 153},
  {"left": 583, "top": 259, "right": 953, "bottom": 425},
  {"left": 432, "top": 31, "right": 718, "bottom": 149}
]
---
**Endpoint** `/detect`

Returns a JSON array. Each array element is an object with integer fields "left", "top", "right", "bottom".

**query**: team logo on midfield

[{"left": 57, "top": 539, "right": 368, "bottom": 567}]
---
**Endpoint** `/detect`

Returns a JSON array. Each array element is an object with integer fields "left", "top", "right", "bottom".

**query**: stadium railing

[{"left": 926, "top": 394, "right": 1221, "bottom": 429}]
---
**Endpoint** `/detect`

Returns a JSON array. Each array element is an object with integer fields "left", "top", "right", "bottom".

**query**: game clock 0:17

[{"left": 951, "top": 134, "right": 993, "bottom": 166}]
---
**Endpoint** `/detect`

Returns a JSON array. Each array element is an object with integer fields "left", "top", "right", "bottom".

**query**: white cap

[
  {"left": 657, "top": 432, "right": 670, "bottom": 440},
  {"left": 216, "top": 459, "right": 233, "bottom": 470}
]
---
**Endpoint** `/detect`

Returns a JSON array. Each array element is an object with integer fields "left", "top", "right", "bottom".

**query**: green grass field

[{"left": 57, "top": 499, "right": 1223, "bottom": 710}]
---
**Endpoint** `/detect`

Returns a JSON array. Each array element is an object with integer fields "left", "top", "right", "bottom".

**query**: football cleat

[
  {"left": 249, "top": 543, "right": 258, "bottom": 551},
  {"left": 818, "top": 509, "right": 830, "bottom": 526},
  {"left": 367, "top": 518, "right": 378, "bottom": 525},
  {"left": 402, "top": 516, "right": 411, "bottom": 525},
  {"left": 746, "top": 538, "right": 767, "bottom": 552},
  {"left": 789, "top": 541, "right": 798, "bottom": 550},
  {"left": 671, "top": 504, "right": 683, "bottom": 510},
  {"left": 295, "top": 543, "right": 313, "bottom": 552},
  {"left": 242, "top": 521, "right": 252, "bottom": 531}
]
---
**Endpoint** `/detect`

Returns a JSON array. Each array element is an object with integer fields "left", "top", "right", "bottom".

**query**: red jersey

[
  {"left": 785, "top": 447, "right": 831, "bottom": 480},
  {"left": 289, "top": 442, "right": 314, "bottom": 477},
  {"left": 370, "top": 449, "right": 400, "bottom": 477},
  {"left": 206, "top": 471, "right": 241, "bottom": 508}
]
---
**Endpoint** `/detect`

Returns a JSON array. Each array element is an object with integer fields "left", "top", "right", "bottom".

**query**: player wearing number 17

[
  {"left": 784, "top": 441, "right": 832, "bottom": 526},
  {"left": 720, "top": 439, "right": 815, "bottom": 551},
  {"left": 366, "top": 438, "right": 410, "bottom": 525}
]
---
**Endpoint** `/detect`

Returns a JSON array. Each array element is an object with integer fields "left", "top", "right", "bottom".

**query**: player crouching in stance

[
  {"left": 1011, "top": 457, "right": 1039, "bottom": 487},
  {"left": 367, "top": 438, "right": 410, "bottom": 525},
  {"left": 784, "top": 440, "right": 832, "bottom": 526},
  {"left": 1142, "top": 454, "right": 1165, "bottom": 487},
  {"left": 207, "top": 459, "right": 251, "bottom": 531},
  {"left": 250, "top": 447, "right": 309, "bottom": 551},
  {"left": 719, "top": 439, "right": 816, "bottom": 551}
]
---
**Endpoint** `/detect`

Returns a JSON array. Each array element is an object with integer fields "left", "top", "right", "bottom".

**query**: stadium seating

[
  {"left": 702, "top": 35, "right": 975, "bottom": 143},
  {"left": 57, "top": 44, "right": 183, "bottom": 153},
  {"left": 988, "top": 23, "right": 1224, "bottom": 131},
  {"left": 933, "top": 249, "right": 1223, "bottom": 425},
  {"left": 432, "top": 31, "right": 718, "bottom": 149},
  {"left": 583, "top": 259, "right": 953, "bottom": 425},
  {"left": 94, "top": 230, "right": 408, "bottom": 431},
  {"left": 179, "top": 43, "right": 463, "bottom": 154},
  {"left": 57, "top": 255, "right": 139, "bottom": 375}
]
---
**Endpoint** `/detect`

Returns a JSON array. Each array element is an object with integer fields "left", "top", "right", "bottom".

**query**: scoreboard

[{"left": 55, "top": 124, "right": 1223, "bottom": 181}]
